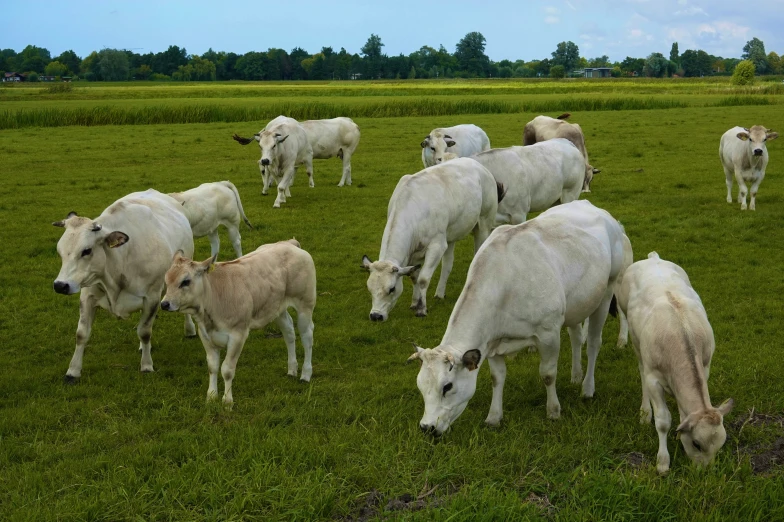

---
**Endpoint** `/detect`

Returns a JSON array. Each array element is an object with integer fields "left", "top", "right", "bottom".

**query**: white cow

[
  {"left": 616, "top": 252, "right": 734, "bottom": 474},
  {"left": 52, "top": 189, "right": 196, "bottom": 382},
  {"left": 233, "top": 116, "right": 314, "bottom": 208},
  {"left": 523, "top": 113, "right": 600, "bottom": 192},
  {"left": 160, "top": 239, "right": 316, "bottom": 408},
  {"left": 408, "top": 200, "right": 627, "bottom": 435},
  {"left": 720, "top": 125, "right": 778, "bottom": 210},
  {"left": 168, "top": 181, "right": 253, "bottom": 258},
  {"left": 362, "top": 157, "right": 503, "bottom": 321},
  {"left": 300, "top": 117, "right": 361, "bottom": 187},
  {"left": 471, "top": 139, "right": 585, "bottom": 225},
  {"left": 421, "top": 124, "right": 490, "bottom": 167}
]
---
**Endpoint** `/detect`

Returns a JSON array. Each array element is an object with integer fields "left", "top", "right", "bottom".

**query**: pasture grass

[{"left": 0, "top": 92, "right": 783, "bottom": 520}]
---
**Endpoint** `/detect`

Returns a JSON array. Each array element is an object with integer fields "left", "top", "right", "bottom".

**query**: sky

[{"left": 2, "top": 0, "right": 783, "bottom": 62}]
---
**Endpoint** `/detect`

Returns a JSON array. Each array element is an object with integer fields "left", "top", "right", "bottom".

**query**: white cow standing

[
  {"left": 362, "top": 157, "right": 503, "bottom": 321},
  {"left": 421, "top": 124, "right": 490, "bottom": 167},
  {"left": 168, "top": 181, "right": 253, "bottom": 258},
  {"left": 300, "top": 117, "right": 361, "bottom": 187},
  {"left": 52, "top": 189, "right": 196, "bottom": 382},
  {"left": 720, "top": 125, "right": 778, "bottom": 210},
  {"left": 470, "top": 139, "right": 585, "bottom": 225},
  {"left": 160, "top": 239, "right": 316, "bottom": 408},
  {"left": 233, "top": 116, "right": 314, "bottom": 208},
  {"left": 408, "top": 200, "right": 628, "bottom": 435},
  {"left": 616, "top": 252, "right": 734, "bottom": 473}
]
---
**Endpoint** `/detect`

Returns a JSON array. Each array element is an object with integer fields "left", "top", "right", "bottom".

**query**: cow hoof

[
  {"left": 415, "top": 310, "right": 427, "bottom": 318},
  {"left": 141, "top": 368, "right": 155, "bottom": 374},
  {"left": 63, "top": 374, "right": 79, "bottom": 385},
  {"left": 261, "top": 191, "right": 268, "bottom": 196},
  {"left": 485, "top": 417, "right": 502, "bottom": 428},
  {"left": 299, "top": 377, "right": 311, "bottom": 384}
]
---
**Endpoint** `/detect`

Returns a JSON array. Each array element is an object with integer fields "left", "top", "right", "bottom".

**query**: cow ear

[
  {"left": 53, "top": 211, "right": 78, "bottom": 227},
  {"left": 676, "top": 412, "right": 698, "bottom": 433},
  {"left": 420, "top": 139, "right": 428, "bottom": 148},
  {"left": 445, "top": 140, "right": 456, "bottom": 148},
  {"left": 407, "top": 344, "right": 426, "bottom": 364},
  {"left": 361, "top": 255, "right": 373, "bottom": 271},
  {"left": 461, "top": 349, "right": 481, "bottom": 371},
  {"left": 397, "top": 264, "right": 420, "bottom": 276},
  {"left": 173, "top": 249, "right": 186, "bottom": 262},
  {"left": 197, "top": 254, "right": 218, "bottom": 274},
  {"left": 52, "top": 220, "right": 66, "bottom": 227},
  {"left": 736, "top": 132, "right": 749, "bottom": 141},
  {"left": 717, "top": 398, "right": 734, "bottom": 417},
  {"left": 105, "top": 231, "right": 129, "bottom": 248},
  {"left": 767, "top": 132, "right": 778, "bottom": 141}
]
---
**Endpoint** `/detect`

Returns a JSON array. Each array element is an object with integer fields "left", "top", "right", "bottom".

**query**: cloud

[{"left": 545, "top": 16, "right": 561, "bottom": 24}]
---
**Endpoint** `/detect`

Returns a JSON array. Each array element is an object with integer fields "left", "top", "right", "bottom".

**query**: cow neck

[
  {"left": 378, "top": 213, "right": 416, "bottom": 267},
  {"left": 668, "top": 360, "right": 712, "bottom": 416},
  {"left": 440, "top": 302, "right": 493, "bottom": 361},
  {"left": 196, "top": 273, "right": 220, "bottom": 323}
]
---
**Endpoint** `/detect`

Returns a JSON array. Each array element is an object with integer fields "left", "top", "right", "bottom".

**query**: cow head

[
  {"left": 52, "top": 212, "right": 129, "bottom": 295},
  {"left": 255, "top": 130, "right": 290, "bottom": 168},
  {"left": 361, "top": 255, "right": 419, "bottom": 321},
  {"left": 408, "top": 345, "right": 482, "bottom": 435},
  {"left": 737, "top": 125, "right": 778, "bottom": 157},
  {"left": 160, "top": 251, "right": 217, "bottom": 314},
  {"left": 676, "top": 398, "right": 734, "bottom": 467},
  {"left": 421, "top": 131, "right": 456, "bottom": 165}
]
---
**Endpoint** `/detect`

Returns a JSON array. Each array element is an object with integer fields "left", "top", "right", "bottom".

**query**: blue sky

[{"left": 3, "top": 0, "right": 783, "bottom": 61}]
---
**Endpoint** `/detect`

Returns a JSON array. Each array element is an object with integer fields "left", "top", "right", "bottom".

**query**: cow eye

[
  {"left": 81, "top": 248, "right": 92, "bottom": 257},
  {"left": 692, "top": 440, "right": 702, "bottom": 452},
  {"left": 430, "top": 147, "right": 435, "bottom": 152},
  {"left": 388, "top": 287, "right": 396, "bottom": 295},
  {"left": 179, "top": 279, "right": 191, "bottom": 288},
  {"left": 442, "top": 383, "right": 453, "bottom": 397}
]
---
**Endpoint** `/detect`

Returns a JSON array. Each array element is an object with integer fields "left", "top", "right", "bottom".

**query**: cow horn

[
  {"left": 443, "top": 134, "right": 452, "bottom": 139},
  {"left": 91, "top": 223, "right": 102, "bottom": 232},
  {"left": 445, "top": 353, "right": 455, "bottom": 371}
]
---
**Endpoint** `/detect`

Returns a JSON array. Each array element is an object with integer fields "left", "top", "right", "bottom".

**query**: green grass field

[{"left": 1, "top": 79, "right": 783, "bottom": 520}]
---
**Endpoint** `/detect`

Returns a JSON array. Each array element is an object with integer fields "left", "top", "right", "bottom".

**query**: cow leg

[
  {"left": 647, "top": 378, "right": 672, "bottom": 474},
  {"left": 198, "top": 326, "right": 220, "bottom": 401},
  {"left": 485, "top": 354, "right": 507, "bottom": 427},
  {"left": 305, "top": 156, "right": 315, "bottom": 188},
  {"left": 65, "top": 292, "right": 97, "bottom": 381},
  {"left": 137, "top": 297, "right": 159, "bottom": 373},
  {"left": 724, "top": 166, "right": 734, "bottom": 203},
  {"left": 296, "top": 308, "right": 315, "bottom": 382},
  {"left": 472, "top": 217, "right": 493, "bottom": 254},
  {"left": 227, "top": 224, "right": 243, "bottom": 258},
  {"left": 413, "top": 241, "right": 447, "bottom": 317},
  {"left": 616, "top": 307, "right": 629, "bottom": 348},
  {"left": 749, "top": 177, "right": 763, "bottom": 211},
  {"left": 259, "top": 162, "right": 270, "bottom": 196},
  {"left": 736, "top": 176, "right": 749, "bottom": 210},
  {"left": 208, "top": 231, "right": 220, "bottom": 258},
  {"left": 184, "top": 314, "right": 196, "bottom": 337},
  {"left": 274, "top": 167, "right": 296, "bottom": 208},
  {"left": 221, "top": 330, "right": 249, "bottom": 409},
  {"left": 340, "top": 150, "right": 353, "bottom": 186},
  {"left": 434, "top": 242, "right": 455, "bottom": 299},
  {"left": 409, "top": 268, "right": 422, "bottom": 310},
  {"left": 567, "top": 324, "right": 583, "bottom": 384},
  {"left": 538, "top": 329, "right": 562, "bottom": 419},
  {"left": 276, "top": 310, "right": 298, "bottom": 378},
  {"left": 638, "top": 360, "right": 652, "bottom": 424},
  {"left": 582, "top": 292, "right": 612, "bottom": 398}
]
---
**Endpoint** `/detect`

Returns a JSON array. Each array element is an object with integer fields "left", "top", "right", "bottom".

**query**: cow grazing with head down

[
  {"left": 233, "top": 116, "right": 314, "bottom": 208},
  {"left": 523, "top": 113, "right": 600, "bottom": 192},
  {"left": 362, "top": 157, "right": 503, "bottom": 321},
  {"left": 168, "top": 181, "right": 253, "bottom": 258},
  {"left": 52, "top": 189, "right": 196, "bottom": 382},
  {"left": 299, "top": 117, "right": 361, "bottom": 187},
  {"left": 408, "top": 200, "right": 628, "bottom": 435},
  {"left": 420, "top": 124, "right": 490, "bottom": 167},
  {"left": 616, "top": 252, "right": 734, "bottom": 474},
  {"left": 720, "top": 125, "right": 778, "bottom": 210},
  {"left": 160, "top": 239, "right": 316, "bottom": 408}
]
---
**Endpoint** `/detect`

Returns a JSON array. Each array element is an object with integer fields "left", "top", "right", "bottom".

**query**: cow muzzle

[
  {"left": 419, "top": 424, "right": 442, "bottom": 437},
  {"left": 261, "top": 158, "right": 271, "bottom": 166},
  {"left": 160, "top": 300, "right": 175, "bottom": 311},
  {"left": 369, "top": 312, "right": 385, "bottom": 322},
  {"left": 53, "top": 280, "right": 75, "bottom": 295},
  {"left": 754, "top": 149, "right": 763, "bottom": 156}
]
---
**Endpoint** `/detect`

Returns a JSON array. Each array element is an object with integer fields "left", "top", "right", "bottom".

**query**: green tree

[
  {"left": 587, "top": 55, "right": 610, "bottom": 67},
  {"left": 643, "top": 52, "right": 669, "bottom": 77},
  {"left": 20, "top": 45, "right": 51, "bottom": 73},
  {"left": 732, "top": 59, "right": 755, "bottom": 85},
  {"left": 742, "top": 37, "right": 768, "bottom": 74},
  {"left": 44, "top": 60, "right": 68, "bottom": 77},
  {"left": 236, "top": 52, "right": 269, "bottom": 80},
  {"left": 669, "top": 42, "right": 679, "bottom": 64},
  {"left": 361, "top": 33, "right": 385, "bottom": 79},
  {"left": 549, "top": 64, "right": 566, "bottom": 78},
  {"left": 551, "top": 41, "right": 580, "bottom": 72},
  {"left": 455, "top": 31, "right": 489, "bottom": 77},
  {"left": 408, "top": 65, "right": 416, "bottom": 79},
  {"left": 620, "top": 56, "right": 645, "bottom": 76},
  {"left": 54, "top": 50, "right": 81, "bottom": 75},
  {"left": 767, "top": 52, "right": 781, "bottom": 74},
  {"left": 1, "top": 49, "right": 19, "bottom": 72},
  {"left": 334, "top": 48, "right": 352, "bottom": 80},
  {"left": 98, "top": 49, "right": 129, "bottom": 81},
  {"left": 680, "top": 49, "right": 712, "bottom": 77}
]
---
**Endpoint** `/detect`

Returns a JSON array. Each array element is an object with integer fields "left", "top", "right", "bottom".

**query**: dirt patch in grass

[
  {"left": 733, "top": 409, "right": 784, "bottom": 474},
  {"left": 338, "top": 485, "right": 455, "bottom": 521},
  {"left": 624, "top": 451, "right": 649, "bottom": 469}
]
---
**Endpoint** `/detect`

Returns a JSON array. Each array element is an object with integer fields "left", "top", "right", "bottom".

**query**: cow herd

[{"left": 51, "top": 112, "right": 776, "bottom": 474}]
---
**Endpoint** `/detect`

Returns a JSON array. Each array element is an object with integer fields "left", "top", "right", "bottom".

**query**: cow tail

[
  {"left": 557, "top": 112, "right": 571, "bottom": 120},
  {"left": 222, "top": 181, "right": 253, "bottom": 229},
  {"left": 232, "top": 133, "right": 256, "bottom": 146},
  {"left": 496, "top": 182, "right": 508, "bottom": 204},
  {"left": 608, "top": 294, "right": 618, "bottom": 317}
]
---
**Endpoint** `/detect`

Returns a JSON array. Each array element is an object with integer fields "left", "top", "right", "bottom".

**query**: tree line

[{"left": 1, "top": 34, "right": 781, "bottom": 82}]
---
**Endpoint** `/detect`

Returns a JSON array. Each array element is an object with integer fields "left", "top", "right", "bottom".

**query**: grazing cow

[
  {"left": 300, "top": 117, "right": 361, "bottom": 187},
  {"left": 471, "top": 139, "right": 584, "bottom": 225},
  {"left": 168, "top": 181, "right": 253, "bottom": 258},
  {"left": 52, "top": 189, "right": 196, "bottom": 382},
  {"left": 408, "top": 200, "right": 627, "bottom": 434},
  {"left": 421, "top": 124, "right": 490, "bottom": 167},
  {"left": 362, "top": 157, "right": 503, "bottom": 321},
  {"left": 616, "top": 252, "right": 734, "bottom": 473},
  {"left": 720, "top": 125, "right": 778, "bottom": 210},
  {"left": 233, "top": 116, "right": 314, "bottom": 208},
  {"left": 523, "top": 113, "right": 600, "bottom": 192},
  {"left": 160, "top": 239, "right": 316, "bottom": 408}
]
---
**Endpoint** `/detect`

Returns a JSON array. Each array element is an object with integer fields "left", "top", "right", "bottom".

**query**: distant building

[
  {"left": 350, "top": 72, "right": 362, "bottom": 80},
  {"left": 40, "top": 75, "right": 56, "bottom": 82},
  {"left": 3, "top": 72, "right": 25, "bottom": 82},
  {"left": 583, "top": 67, "right": 613, "bottom": 78}
]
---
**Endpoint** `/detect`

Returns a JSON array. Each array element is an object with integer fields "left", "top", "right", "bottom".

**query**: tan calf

[{"left": 160, "top": 239, "right": 316, "bottom": 408}]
